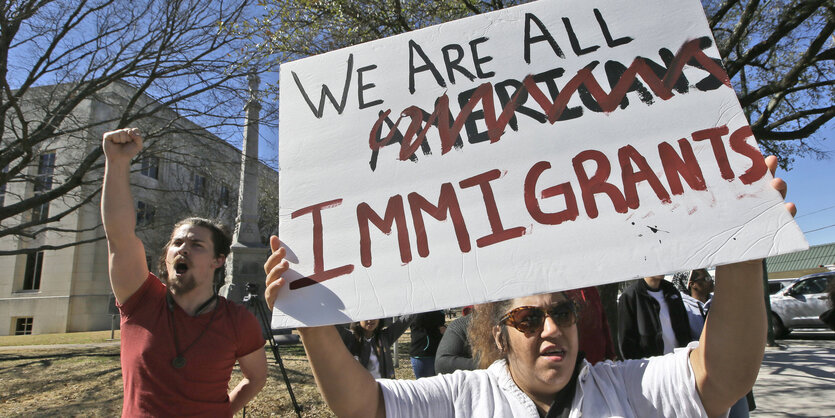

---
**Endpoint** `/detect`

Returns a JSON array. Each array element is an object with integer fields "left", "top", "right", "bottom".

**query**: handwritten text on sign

[{"left": 274, "top": 0, "right": 807, "bottom": 328}]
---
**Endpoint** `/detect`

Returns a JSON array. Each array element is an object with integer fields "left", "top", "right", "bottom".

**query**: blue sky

[{"left": 779, "top": 144, "right": 835, "bottom": 247}]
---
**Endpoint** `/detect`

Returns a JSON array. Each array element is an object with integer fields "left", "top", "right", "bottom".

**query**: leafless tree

[
  {"left": 249, "top": 0, "right": 833, "bottom": 167},
  {"left": 0, "top": 0, "right": 276, "bottom": 255}
]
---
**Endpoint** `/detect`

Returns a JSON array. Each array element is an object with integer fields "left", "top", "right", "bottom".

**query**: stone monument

[{"left": 221, "top": 74, "right": 269, "bottom": 304}]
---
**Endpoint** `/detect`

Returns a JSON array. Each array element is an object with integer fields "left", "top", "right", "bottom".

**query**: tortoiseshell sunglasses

[{"left": 499, "top": 301, "right": 577, "bottom": 334}]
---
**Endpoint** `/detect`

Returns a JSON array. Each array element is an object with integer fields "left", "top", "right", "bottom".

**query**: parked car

[
  {"left": 768, "top": 278, "right": 799, "bottom": 295},
  {"left": 770, "top": 271, "right": 834, "bottom": 338}
]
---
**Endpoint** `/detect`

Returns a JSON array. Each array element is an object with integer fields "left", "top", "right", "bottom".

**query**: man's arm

[
  {"left": 101, "top": 128, "right": 149, "bottom": 304},
  {"left": 435, "top": 317, "right": 476, "bottom": 373},
  {"left": 229, "top": 348, "right": 268, "bottom": 414},
  {"left": 264, "top": 236, "right": 385, "bottom": 418},
  {"left": 386, "top": 314, "right": 414, "bottom": 341},
  {"left": 690, "top": 156, "right": 796, "bottom": 416}
]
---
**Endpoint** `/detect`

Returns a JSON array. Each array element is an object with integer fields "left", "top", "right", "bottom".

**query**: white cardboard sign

[{"left": 273, "top": 0, "right": 808, "bottom": 328}]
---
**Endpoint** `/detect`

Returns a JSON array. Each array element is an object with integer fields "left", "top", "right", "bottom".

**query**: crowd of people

[{"left": 102, "top": 127, "right": 813, "bottom": 417}]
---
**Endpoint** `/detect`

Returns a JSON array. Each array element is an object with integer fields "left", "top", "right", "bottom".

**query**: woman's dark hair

[
  {"left": 349, "top": 320, "right": 382, "bottom": 343},
  {"left": 157, "top": 217, "right": 232, "bottom": 287},
  {"left": 827, "top": 275, "right": 835, "bottom": 309},
  {"left": 467, "top": 300, "right": 514, "bottom": 369}
]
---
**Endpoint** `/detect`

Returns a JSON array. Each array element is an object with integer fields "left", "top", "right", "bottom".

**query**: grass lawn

[
  {"left": 0, "top": 331, "right": 418, "bottom": 417},
  {"left": 0, "top": 330, "right": 120, "bottom": 347}
]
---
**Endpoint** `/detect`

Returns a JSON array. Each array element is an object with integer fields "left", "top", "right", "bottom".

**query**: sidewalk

[{"left": 752, "top": 338, "right": 835, "bottom": 416}]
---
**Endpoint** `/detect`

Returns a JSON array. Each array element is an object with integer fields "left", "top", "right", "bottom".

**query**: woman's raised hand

[{"left": 264, "top": 235, "right": 289, "bottom": 310}]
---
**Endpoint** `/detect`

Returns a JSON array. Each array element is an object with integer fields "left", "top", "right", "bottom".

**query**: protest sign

[{"left": 273, "top": 0, "right": 808, "bottom": 328}]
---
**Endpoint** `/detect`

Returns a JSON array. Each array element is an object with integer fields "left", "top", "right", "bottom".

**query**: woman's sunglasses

[{"left": 500, "top": 301, "right": 577, "bottom": 334}]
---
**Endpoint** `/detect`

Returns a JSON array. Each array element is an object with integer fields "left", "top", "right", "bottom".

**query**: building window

[
  {"left": 31, "top": 201, "right": 50, "bottom": 222},
  {"left": 22, "top": 252, "right": 44, "bottom": 291},
  {"left": 193, "top": 174, "right": 206, "bottom": 197},
  {"left": 15, "top": 317, "right": 34, "bottom": 335},
  {"left": 35, "top": 152, "right": 56, "bottom": 192},
  {"left": 0, "top": 165, "right": 7, "bottom": 206},
  {"left": 30, "top": 152, "right": 56, "bottom": 222},
  {"left": 140, "top": 156, "right": 159, "bottom": 179},
  {"left": 220, "top": 185, "right": 231, "bottom": 207},
  {"left": 136, "top": 201, "right": 155, "bottom": 225}
]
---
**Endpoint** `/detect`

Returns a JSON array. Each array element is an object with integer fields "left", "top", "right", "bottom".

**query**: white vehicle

[
  {"left": 767, "top": 278, "right": 799, "bottom": 295},
  {"left": 770, "top": 272, "right": 834, "bottom": 338}
]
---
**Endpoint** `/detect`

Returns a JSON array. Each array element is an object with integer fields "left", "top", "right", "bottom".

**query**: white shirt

[
  {"left": 379, "top": 342, "right": 722, "bottom": 418},
  {"left": 648, "top": 289, "right": 677, "bottom": 354},
  {"left": 356, "top": 337, "right": 382, "bottom": 379},
  {"left": 681, "top": 293, "right": 710, "bottom": 341}
]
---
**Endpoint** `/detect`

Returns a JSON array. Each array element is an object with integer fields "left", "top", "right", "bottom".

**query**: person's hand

[
  {"left": 765, "top": 155, "right": 796, "bottom": 217},
  {"left": 733, "top": 155, "right": 796, "bottom": 267},
  {"left": 264, "top": 235, "right": 290, "bottom": 310},
  {"left": 102, "top": 128, "right": 143, "bottom": 163}
]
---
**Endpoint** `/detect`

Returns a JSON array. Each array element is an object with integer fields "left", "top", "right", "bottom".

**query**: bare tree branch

[{"left": 0, "top": 0, "right": 275, "bottom": 255}]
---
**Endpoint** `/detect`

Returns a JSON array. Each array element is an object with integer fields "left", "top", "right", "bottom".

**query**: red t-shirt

[{"left": 117, "top": 273, "right": 264, "bottom": 417}]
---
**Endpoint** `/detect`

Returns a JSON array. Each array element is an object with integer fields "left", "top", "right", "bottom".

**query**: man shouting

[{"left": 101, "top": 128, "right": 266, "bottom": 416}]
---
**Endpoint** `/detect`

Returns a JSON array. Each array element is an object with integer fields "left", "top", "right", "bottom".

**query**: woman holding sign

[{"left": 265, "top": 156, "right": 794, "bottom": 417}]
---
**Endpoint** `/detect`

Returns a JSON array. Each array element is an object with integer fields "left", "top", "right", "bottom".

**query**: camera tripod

[{"left": 244, "top": 283, "right": 302, "bottom": 418}]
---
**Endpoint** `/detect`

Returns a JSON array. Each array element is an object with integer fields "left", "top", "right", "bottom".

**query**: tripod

[{"left": 244, "top": 283, "right": 302, "bottom": 418}]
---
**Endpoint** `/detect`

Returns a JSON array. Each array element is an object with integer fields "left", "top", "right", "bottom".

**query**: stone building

[{"left": 0, "top": 81, "right": 278, "bottom": 335}]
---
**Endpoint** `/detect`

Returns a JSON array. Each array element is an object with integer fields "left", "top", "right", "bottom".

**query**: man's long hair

[{"left": 157, "top": 217, "right": 232, "bottom": 288}]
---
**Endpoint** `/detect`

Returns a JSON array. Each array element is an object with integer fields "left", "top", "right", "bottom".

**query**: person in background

[
  {"left": 618, "top": 274, "right": 690, "bottom": 359},
  {"left": 680, "top": 269, "right": 714, "bottom": 341},
  {"left": 821, "top": 277, "right": 835, "bottom": 330},
  {"left": 570, "top": 287, "right": 617, "bottom": 363},
  {"left": 435, "top": 312, "right": 476, "bottom": 374},
  {"left": 101, "top": 128, "right": 266, "bottom": 416},
  {"left": 409, "top": 310, "right": 446, "bottom": 378},
  {"left": 339, "top": 317, "right": 412, "bottom": 379}
]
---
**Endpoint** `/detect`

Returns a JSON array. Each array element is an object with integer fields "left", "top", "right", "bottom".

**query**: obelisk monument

[{"left": 221, "top": 74, "right": 269, "bottom": 303}]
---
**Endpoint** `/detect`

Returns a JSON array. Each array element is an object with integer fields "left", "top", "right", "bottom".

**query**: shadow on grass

[
  {"left": 0, "top": 346, "right": 124, "bottom": 416},
  {"left": 0, "top": 348, "right": 119, "bottom": 362}
]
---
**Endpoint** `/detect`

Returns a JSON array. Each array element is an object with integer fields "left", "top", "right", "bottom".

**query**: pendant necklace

[{"left": 169, "top": 293, "right": 218, "bottom": 369}]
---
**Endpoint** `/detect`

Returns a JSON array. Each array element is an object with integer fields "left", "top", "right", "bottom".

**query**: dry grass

[
  {"left": 0, "top": 332, "right": 417, "bottom": 417},
  {"left": 0, "top": 330, "right": 121, "bottom": 347}
]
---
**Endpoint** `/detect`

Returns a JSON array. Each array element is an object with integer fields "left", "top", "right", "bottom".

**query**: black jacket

[
  {"left": 617, "top": 279, "right": 690, "bottom": 359},
  {"left": 409, "top": 310, "right": 446, "bottom": 358},
  {"left": 338, "top": 315, "right": 413, "bottom": 379}
]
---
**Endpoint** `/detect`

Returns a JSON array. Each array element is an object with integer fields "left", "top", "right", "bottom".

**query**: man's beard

[{"left": 166, "top": 273, "right": 196, "bottom": 295}]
